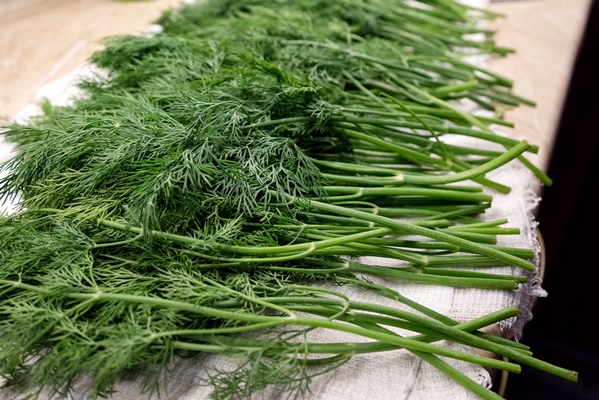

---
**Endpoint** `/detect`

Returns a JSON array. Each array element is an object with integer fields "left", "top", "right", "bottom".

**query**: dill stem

[
  {"left": 298, "top": 232, "right": 427, "bottom": 265},
  {"left": 304, "top": 258, "right": 519, "bottom": 291},
  {"left": 430, "top": 80, "right": 480, "bottom": 97},
  {"left": 417, "top": 352, "right": 505, "bottom": 400},
  {"left": 154, "top": 305, "right": 528, "bottom": 356},
  {"left": 309, "top": 158, "right": 401, "bottom": 176},
  {"left": 321, "top": 186, "right": 492, "bottom": 202},
  {"left": 414, "top": 204, "right": 490, "bottom": 221},
  {"left": 341, "top": 105, "right": 511, "bottom": 127},
  {"left": 447, "top": 227, "right": 520, "bottom": 235},
  {"left": 449, "top": 161, "right": 512, "bottom": 194},
  {"left": 91, "top": 216, "right": 395, "bottom": 256},
  {"left": 445, "top": 218, "right": 508, "bottom": 227},
  {"left": 318, "top": 139, "right": 529, "bottom": 187},
  {"left": 421, "top": 268, "right": 528, "bottom": 283},
  {"left": 409, "top": 56, "right": 514, "bottom": 88},
  {"left": 284, "top": 306, "right": 523, "bottom": 352},
  {"left": 335, "top": 117, "right": 538, "bottom": 153},
  {"left": 338, "top": 127, "right": 449, "bottom": 167},
  {"left": 424, "top": 255, "right": 526, "bottom": 269},
  {"left": 320, "top": 173, "right": 405, "bottom": 186},
  {"left": 491, "top": 246, "right": 535, "bottom": 258},
  {"left": 262, "top": 296, "right": 577, "bottom": 382},
  {"left": 379, "top": 63, "right": 549, "bottom": 185},
  {"left": 339, "top": 278, "right": 528, "bottom": 351},
  {"left": 403, "top": 140, "right": 530, "bottom": 185},
  {"left": 435, "top": 229, "right": 497, "bottom": 244},
  {"left": 341, "top": 125, "right": 513, "bottom": 193},
  {"left": 289, "top": 229, "right": 460, "bottom": 251},
  {"left": 279, "top": 194, "right": 535, "bottom": 271},
  {"left": 244, "top": 222, "right": 373, "bottom": 231},
  {"left": 152, "top": 321, "right": 286, "bottom": 338}
]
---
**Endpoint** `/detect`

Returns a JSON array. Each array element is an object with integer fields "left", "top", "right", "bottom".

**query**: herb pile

[{"left": 0, "top": 0, "right": 577, "bottom": 399}]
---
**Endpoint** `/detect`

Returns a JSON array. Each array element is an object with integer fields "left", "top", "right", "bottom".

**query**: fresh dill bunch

[{"left": 0, "top": 0, "right": 570, "bottom": 399}]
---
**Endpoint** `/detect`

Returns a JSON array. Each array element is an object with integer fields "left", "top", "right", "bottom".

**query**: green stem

[
  {"left": 280, "top": 195, "right": 535, "bottom": 271},
  {"left": 321, "top": 186, "right": 492, "bottom": 202},
  {"left": 320, "top": 140, "right": 530, "bottom": 187},
  {"left": 336, "top": 116, "right": 538, "bottom": 153},
  {"left": 304, "top": 258, "right": 519, "bottom": 291},
  {"left": 263, "top": 296, "right": 577, "bottom": 381}
]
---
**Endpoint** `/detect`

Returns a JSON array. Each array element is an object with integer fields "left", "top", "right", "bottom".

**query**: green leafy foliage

[{"left": 0, "top": 0, "right": 574, "bottom": 399}]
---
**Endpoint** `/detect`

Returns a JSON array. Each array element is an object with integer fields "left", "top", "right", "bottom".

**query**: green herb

[{"left": 0, "top": 1, "right": 575, "bottom": 399}]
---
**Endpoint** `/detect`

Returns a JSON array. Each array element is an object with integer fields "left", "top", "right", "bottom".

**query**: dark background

[{"left": 501, "top": 0, "right": 599, "bottom": 398}]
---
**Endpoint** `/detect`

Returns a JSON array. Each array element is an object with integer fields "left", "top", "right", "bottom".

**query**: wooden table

[{"left": 487, "top": 0, "right": 591, "bottom": 172}]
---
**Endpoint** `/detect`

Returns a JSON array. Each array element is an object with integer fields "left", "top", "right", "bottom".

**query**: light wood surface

[
  {"left": 0, "top": 0, "right": 592, "bottom": 173},
  {"left": 0, "top": 0, "right": 184, "bottom": 118},
  {"left": 487, "top": 0, "right": 592, "bottom": 171}
]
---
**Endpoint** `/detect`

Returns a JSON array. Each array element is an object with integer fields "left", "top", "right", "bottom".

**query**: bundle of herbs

[{"left": 0, "top": 0, "right": 577, "bottom": 399}]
